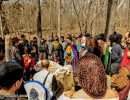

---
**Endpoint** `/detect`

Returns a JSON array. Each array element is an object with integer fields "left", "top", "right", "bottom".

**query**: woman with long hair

[
  {"left": 86, "top": 37, "right": 103, "bottom": 59},
  {"left": 109, "top": 32, "right": 123, "bottom": 76}
]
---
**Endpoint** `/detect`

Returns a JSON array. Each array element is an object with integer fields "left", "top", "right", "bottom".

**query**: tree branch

[{"left": 117, "top": 0, "right": 126, "bottom": 12}]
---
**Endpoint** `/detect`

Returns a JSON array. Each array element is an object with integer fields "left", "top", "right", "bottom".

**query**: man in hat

[
  {"left": 0, "top": 61, "right": 24, "bottom": 100},
  {"left": 84, "top": 33, "right": 92, "bottom": 41},
  {"left": 97, "top": 33, "right": 110, "bottom": 73},
  {"left": 96, "top": 33, "right": 107, "bottom": 50},
  {"left": 39, "top": 38, "right": 48, "bottom": 60},
  {"left": 12, "top": 37, "right": 24, "bottom": 67}
]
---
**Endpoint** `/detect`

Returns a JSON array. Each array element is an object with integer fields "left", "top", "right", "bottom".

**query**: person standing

[
  {"left": 33, "top": 37, "right": 38, "bottom": 58},
  {"left": 21, "top": 34, "right": 30, "bottom": 55},
  {"left": 96, "top": 33, "right": 107, "bottom": 54},
  {"left": 12, "top": 37, "right": 24, "bottom": 67},
  {"left": 71, "top": 33, "right": 75, "bottom": 43},
  {"left": 97, "top": 33, "right": 110, "bottom": 73},
  {"left": 23, "top": 53, "right": 35, "bottom": 81},
  {"left": 60, "top": 36, "right": 67, "bottom": 65},
  {"left": 52, "top": 37, "right": 63, "bottom": 64},
  {"left": 86, "top": 37, "right": 103, "bottom": 59},
  {"left": 79, "top": 36, "right": 86, "bottom": 58},
  {"left": 65, "top": 36, "right": 78, "bottom": 74},
  {"left": 39, "top": 38, "right": 48, "bottom": 60},
  {"left": 60, "top": 36, "right": 67, "bottom": 51},
  {"left": 109, "top": 32, "right": 123, "bottom": 76},
  {"left": 29, "top": 46, "right": 38, "bottom": 63},
  {"left": 47, "top": 36, "right": 54, "bottom": 60},
  {"left": 121, "top": 32, "right": 130, "bottom": 68}
]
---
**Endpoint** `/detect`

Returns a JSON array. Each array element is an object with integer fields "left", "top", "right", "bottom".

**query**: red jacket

[
  {"left": 121, "top": 48, "right": 130, "bottom": 68},
  {"left": 23, "top": 54, "right": 35, "bottom": 69}
]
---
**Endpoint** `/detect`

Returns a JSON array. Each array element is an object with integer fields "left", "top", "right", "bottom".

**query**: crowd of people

[{"left": 0, "top": 31, "right": 130, "bottom": 100}]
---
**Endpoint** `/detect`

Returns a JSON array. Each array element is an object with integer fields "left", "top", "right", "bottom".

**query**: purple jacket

[{"left": 66, "top": 42, "right": 78, "bottom": 73}]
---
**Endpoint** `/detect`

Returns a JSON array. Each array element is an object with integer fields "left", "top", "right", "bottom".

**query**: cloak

[{"left": 66, "top": 42, "right": 78, "bottom": 73}]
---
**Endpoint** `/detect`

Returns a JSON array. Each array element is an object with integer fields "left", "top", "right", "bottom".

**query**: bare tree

[
  {"left": 37, "top": 0, "right": 42, "bottom": 51},
  {"left": 105, "top": 0, "right": 126, "bottom": 40},
  {"left": 57, "top": 0, "right": 61, "bottom": 38},
  {"left": 1, "top": 0, "right": 130, "bottom": 40},
  {"left": 0, "top": 1, "right": 3, "bottom": 38},
  {"left": 128, "top": 0, "right": 130, "bottom": 30}
]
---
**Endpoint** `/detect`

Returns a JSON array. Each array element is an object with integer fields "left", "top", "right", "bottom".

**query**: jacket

[
  {"left": 110, "top": 44, "right": 122, "bottom": 63},
  {"left": 23, "top": 54, "right": 35, "bottom": 69}
]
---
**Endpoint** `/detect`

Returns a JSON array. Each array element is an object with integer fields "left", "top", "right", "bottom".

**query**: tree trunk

[
  {"left": 57, "top": 0, "right": 61, "bottom": 39},
  {"left": 37, "top": 0, "right": 42, "bottom": 55},
  {"left": 128, "top": 0, "right": 130, "bottom": 30},
  {"left": 49, "top": 0, "right": 52, "bottom": 35},
  {"left": 0, "top": 0, "right": 12, "bottom": 61},
  {"left": 5, "top": 35, "right": 13, "bottom": 62},
  {"left": 105, "top": 0, "right": 117, "bottom": 41},
  {"left": 0, "top": 1, "right": 3, "bottom": 38},
  {"left": 72, "top": 0, "right": 82, "bottom": 34},
  {"left": 0, "top": 13, "right": 3, "bottom": 38}
]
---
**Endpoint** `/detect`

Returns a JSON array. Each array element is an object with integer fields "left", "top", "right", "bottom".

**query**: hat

[
  {"left": 96, "top": 33, "right": 106, "bottom": 41},
  {"left": 78, "top": 33, "right": 83, "bottom": 38},
  {"left": 0, "top": 61, "right": 24, "bottom": 89},
  {"left": 12, "top": 37, "right": 19, "bottom": 43},
  {"left": 84, "top": 33, "right": 90, "bottom": 37},
  {"left": 76, "top": 53, "right": 107, "bottom": 97},
  {"left": 41, "top": 38, "right": 44, "bottom": 40}
]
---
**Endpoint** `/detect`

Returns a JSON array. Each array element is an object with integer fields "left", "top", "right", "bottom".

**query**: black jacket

[
  {"left": 110, "top": 44, "right": 122, "bottom": 63},
  {"left": 13, "top": 46, "right": 24, "bottom": 67}
]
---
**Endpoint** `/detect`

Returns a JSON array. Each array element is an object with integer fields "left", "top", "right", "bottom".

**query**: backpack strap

[{"left": 43, "top": 72, "right": 50, "bottom": 86}]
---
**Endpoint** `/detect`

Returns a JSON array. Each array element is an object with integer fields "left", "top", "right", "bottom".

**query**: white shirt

[
  {"left": 33, "top": 70, "right": 54, "bottom": 100},
  {"left": 58, "top": 93, "right": 119, "bottom": 100}
]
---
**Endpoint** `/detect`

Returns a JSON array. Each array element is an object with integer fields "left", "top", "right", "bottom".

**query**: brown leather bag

[{"left": 111, "top": 66, "right": 130, "bottom": 90}]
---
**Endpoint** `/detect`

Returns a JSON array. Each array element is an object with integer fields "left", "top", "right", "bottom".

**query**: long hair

[
  {"left": 86, "top": 37, "right": 103, "bottom": 54},
  {"left": 109, "top": 32, "right": 122, "bottom": 46}
]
